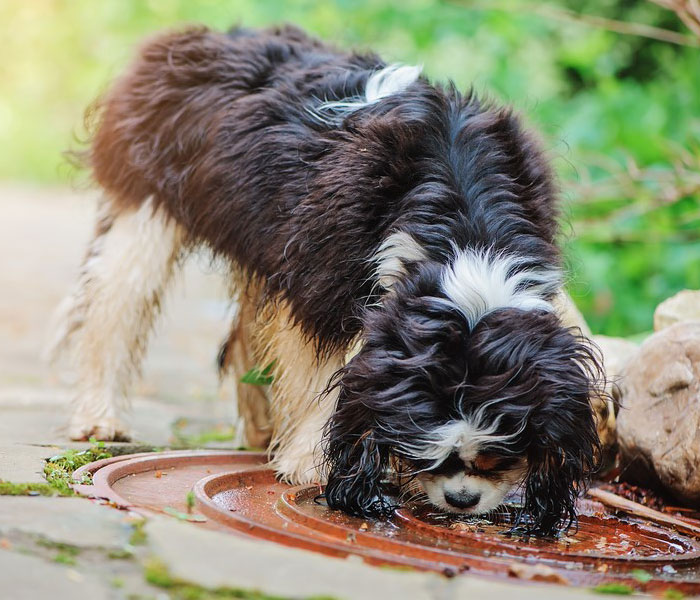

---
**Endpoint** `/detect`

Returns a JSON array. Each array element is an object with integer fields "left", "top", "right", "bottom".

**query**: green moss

[
  {"left": 170, "top": 419, "right": 239, "bottom": 447},
  {"left": 108, "top": 548, "right": 134, "bottom": 559},
  {"left": 0, "top": 481, "right": 70, "bottom": 497},
  {"left": 664, "top": 590, "right": 686, "bottom": 600},
  {"left": 592, "top": 583, "right": 635, "bottom": 595},
  {"left": 43, "top": 440, "right": 113, "bottom": 495},
  {"left": 129, "top": 519, "right": 148, "bottom": 546},
  {"left": 37, "top": 539, "right": 80, "bottom": 552},
  {"left": 143, "top": 559, "right": 329, "bottom": 600},
  {"left": 37, "top": 540, "right": 81, "bottom": 565},
  {"left": 110, "top": 577, "right": 125, "bottom": 589},
  {"left": 54, "top": 551, "right": 77, "bottom": 565}
]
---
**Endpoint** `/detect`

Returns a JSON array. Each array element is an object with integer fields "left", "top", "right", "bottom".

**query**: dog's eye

[
  {"left": 431, "top": 452, "right": 464, "bottom": 475},
  {"left": 472, "top": 454, "right": 502, "bottom": 472}
]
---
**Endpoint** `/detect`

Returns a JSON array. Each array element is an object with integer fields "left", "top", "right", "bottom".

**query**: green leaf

[
  {"left": 631, "top": 569, "right": 652, "bottom": 583},
  {"left": 592, "top": 583, "right": 634, "bottom": 595},
  {"left": 240, "top": 361, "right": 276, "bottom": 386},
  {"left": 163, "top": 506, "right": 207, "bottom": 522}
]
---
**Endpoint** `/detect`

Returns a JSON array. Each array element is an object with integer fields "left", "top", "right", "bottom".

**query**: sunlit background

[{"left": 2, "top": 0, "right": 699, "bottom": 338}]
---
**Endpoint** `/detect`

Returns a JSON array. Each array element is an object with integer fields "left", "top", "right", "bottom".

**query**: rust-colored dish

[
  {"left": 73, "top": 450, "right": 266, "bottom": 515},
  {"left": 74, "top": 451, "right": 700, "bottom": 593}
]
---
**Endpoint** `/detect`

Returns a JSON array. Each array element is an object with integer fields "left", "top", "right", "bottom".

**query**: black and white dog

[{"left": 52, "top": 24, "right": 605, "bottom": 535}]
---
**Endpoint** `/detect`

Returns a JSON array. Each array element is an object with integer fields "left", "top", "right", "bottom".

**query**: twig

[
  {"left": 448, "top": 1, "right": 700, "bottom": 47},
  {"left": 651, "top": 0, "right": 700, "bottom": 37},
  {"left": 587, "top": 488, "right": 700, "bottom": 537}
]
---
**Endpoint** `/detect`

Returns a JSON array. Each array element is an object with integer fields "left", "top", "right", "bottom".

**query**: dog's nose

[{"left": 444, "top": 490, "right": 481, "bottom": 509}]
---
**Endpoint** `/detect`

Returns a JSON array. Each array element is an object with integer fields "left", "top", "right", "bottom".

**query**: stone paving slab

[
  {"left": 0, "top": 444, "right": 54, "bottom": 484},
  {"left": 144, "top": 516, "right": 601, "bottom": 600},
  {"left": 0, "top": 496, "right": 132, "bottom": 550},
  {"left": 0, "top": 387, "right": 234, "bottom": 449},
  {"left": 0, "top": 549, "right": 110, "bottom": 600},
  {"left": 0, "top": 185, "right": 616, "bottom": 598}
]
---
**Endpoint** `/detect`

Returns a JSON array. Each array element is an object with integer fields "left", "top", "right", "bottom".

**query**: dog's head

[{"left": 323, "top": 256, "right": 604, "bottom": 536}]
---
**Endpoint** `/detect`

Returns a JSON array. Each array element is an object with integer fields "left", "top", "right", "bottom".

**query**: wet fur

[{"left": 67, "top": 23, "right": 604, "bottom": 535}]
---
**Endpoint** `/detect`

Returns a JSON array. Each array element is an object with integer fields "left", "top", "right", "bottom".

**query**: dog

[{"left": 51, "top": 24, "right": 606, "bottom": 535}]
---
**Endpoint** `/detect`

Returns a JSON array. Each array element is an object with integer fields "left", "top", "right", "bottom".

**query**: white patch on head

[
  {"left": 314, "top": 64, "right": 422, "bottom": 120},
  {"left": 396, "top": 403, "right": 526, "bottom": 470},
  {"left": 396, "top": 402, "right": 529, "bottom": 514},
  {"left": 441, "top": 247, "right": 560, "bottom": 329},
  {"left": 373, "top": 231, "right": 427, "bottom": 289}
]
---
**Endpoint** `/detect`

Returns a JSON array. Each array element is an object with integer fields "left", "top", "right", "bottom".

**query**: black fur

[
  {"left": 85, "top": 23, "right": 604, "bottom": 535},
  {"left": 324, "top": 269, "right": 603, "bottom": 534}
]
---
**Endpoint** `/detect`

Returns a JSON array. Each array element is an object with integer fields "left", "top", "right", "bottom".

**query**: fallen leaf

[
  {"left": 592, "top": 583, "right": 634, "bottom": 595},
  {"left": 163, "top": 506, "right": 207, "bottom": 522},
  {"left": 508, "top": 563, "right": 570, "bottom": 584},
  {"left": 631, "top": 569, "right": 652, "bottom": 583}
]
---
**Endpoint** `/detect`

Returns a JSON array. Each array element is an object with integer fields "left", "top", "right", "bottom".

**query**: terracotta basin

[{"left": 73, "top": 450, "right": 700, "bottom": 593}]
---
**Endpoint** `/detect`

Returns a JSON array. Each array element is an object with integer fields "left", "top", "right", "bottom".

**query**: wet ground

[{"left": 1, "top": 183, "right": 609, "bottom": 599}]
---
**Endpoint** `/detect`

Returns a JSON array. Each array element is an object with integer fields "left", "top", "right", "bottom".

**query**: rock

[
  {"left": 552, "top": 294, "right": 620, "bottom": 459},
  {"left": 0, "top": 550, "right": 110, "bottom": 600},
  {"left": 145, "top": 516, "right": 439, "bottom": 600},
  {"left": 0, "top": 444, "right": 52, "bottom": 484},
  {"left": 590, "top": 335, "right": 639, "bottom": 455},
  {"left": 592, "top": 335, "right": 639, "bottom": 383},
  {"left": 0, "top": 496, "right": 132, "bottom": 549},
  {"left": 617, "top": 322, "right": 700, "bottom": 504},
  {"left": 144, "top": 516, "right": 595, "bottom": 600},
  {"left": 654, "top": 289, "right": 700, "bottom": 332}
]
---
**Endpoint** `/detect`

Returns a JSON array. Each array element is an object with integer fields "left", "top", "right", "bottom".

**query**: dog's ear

[
  {"left": 323, "top": 383, "right": 394, "bottom": 518},
  {"left": 521, "top": 333, "right": 604, "bottom": 536},
  {"left": 523, "top": 432, "right": 593, "bottom": 536}
]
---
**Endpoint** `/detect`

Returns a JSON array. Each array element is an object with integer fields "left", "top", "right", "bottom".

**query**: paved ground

[{"left": 0, "top": 184, "right": 606, "bottom": 599}]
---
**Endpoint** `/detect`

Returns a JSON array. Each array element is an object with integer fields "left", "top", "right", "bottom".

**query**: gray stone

[
  {"left": 654, "top": 289, "right": 700, "bottom": 331},
  {"left": 551, "top": 294, "right": 621, "bottom": 457},
  {"left": 0, "top": 444, "right": 52, "bottom": 484},
  {"left": 590, "top": 335, "right": 639, "bottom": 454},
  {"left": 146, "top": 517, "right": 439, "bottom": 600},
  {"left": 0, "top": 550, "right": 110, "bottom": 600},
  {"left": 0, "top": 496, "right": 132, "bottom": 549},
  {"left": 592, "top": 334, "right": 639, "bottom": 382},
  {"left": 145, "top": 516, "right": 595, "bottom": 600},
  {"left": 617, "top": 322, "right": 700, "bottom": 504}
]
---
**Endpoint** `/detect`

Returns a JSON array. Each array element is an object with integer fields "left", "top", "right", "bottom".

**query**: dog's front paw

[{"left": 69, "top": 416, "right": 131, "bottom": 442}]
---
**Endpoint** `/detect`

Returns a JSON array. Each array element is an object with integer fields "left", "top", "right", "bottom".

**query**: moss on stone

[
  {"left": 43, "top": 441, "right": 113, "bottom": 495},
  {"left": 0, "top": 481, "right": 70, "bottom": 496},
  {"left": 143, "top": 558, "right": 333, "bottom": 600},
  {"left": 129, "top": 519, "right": 148, "bottom": 546}
]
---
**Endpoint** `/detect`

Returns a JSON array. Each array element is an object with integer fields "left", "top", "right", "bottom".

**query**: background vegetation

[{"left": 1, "top": 0, "right": 698, "bottom": 337}]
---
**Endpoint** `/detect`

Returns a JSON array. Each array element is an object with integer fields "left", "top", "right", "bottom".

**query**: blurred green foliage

[{"left": 1, "top": 0, "right": 698, "bottom": 336}]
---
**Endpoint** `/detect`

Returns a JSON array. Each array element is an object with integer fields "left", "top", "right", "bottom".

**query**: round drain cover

[{"left": 74, "top": 450, "right": 700, "bottom": 594}]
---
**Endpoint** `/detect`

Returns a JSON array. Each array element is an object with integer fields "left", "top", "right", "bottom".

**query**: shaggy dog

[{"left": 52, "top": 24, "right": 605, "bottom": 535}]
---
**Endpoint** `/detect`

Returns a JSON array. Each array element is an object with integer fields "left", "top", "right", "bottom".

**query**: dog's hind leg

[
  {"left": 52, "top": 196, "right": 183, "bottom": 441},
  {"left": 218, "top": 291, "right": 272, "bottom": 449}
]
